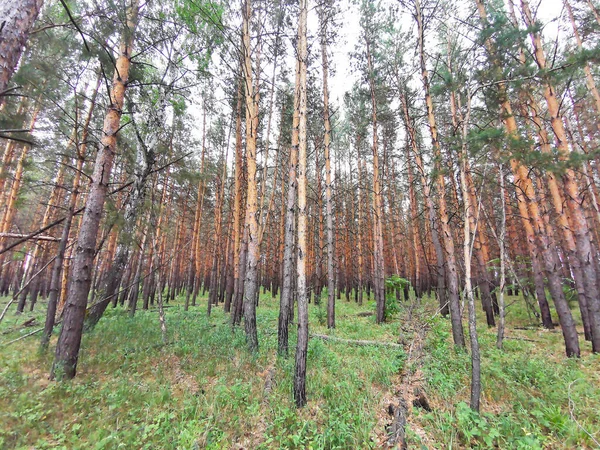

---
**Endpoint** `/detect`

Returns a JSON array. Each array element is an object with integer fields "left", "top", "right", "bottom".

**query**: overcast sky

[{"left": 322, "top": 0, "right": 566, "bottom": 106}]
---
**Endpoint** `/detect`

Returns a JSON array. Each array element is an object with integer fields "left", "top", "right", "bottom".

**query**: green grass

[
  {"left": 0, "top": 290, "right": 598, "bottom": 449},
  {"left": 0, "top": 293, "right": 403, "bottom": 449},
  {"left": 414, "top": 293, "right": 600, "bottom": 449}
]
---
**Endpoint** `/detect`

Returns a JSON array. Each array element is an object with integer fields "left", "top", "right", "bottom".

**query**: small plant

[
  {"left": 315, "top": 303, "right": 327, "bottom": 326},
  {"left": 382, "top": 275, "right": 409, "bottom": 321}
]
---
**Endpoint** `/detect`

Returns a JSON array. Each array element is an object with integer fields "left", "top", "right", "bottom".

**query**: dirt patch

[{"left": 163, "top": 354, "right": 200, "bottom": 397}]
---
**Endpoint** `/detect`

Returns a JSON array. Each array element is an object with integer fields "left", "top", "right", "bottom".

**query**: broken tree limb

[
  {"left": 0, "top": 233, "right": 60, "bottom": 242},
  {"left": 3, "top": 327, "right": 44, "bottom": 346},
  {"left": 387, "top": 399, "right": 408, "bottom": 449},
  {"left": 310, "top": 334, "right": 403, "bottom": 348},
  {"left": 505, "top": 336, "right": 538, "bottom": 343}
]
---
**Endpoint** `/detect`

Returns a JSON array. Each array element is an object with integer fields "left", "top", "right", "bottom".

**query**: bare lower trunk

[
  {"left": 415, "top": 0, "right": 464, "bottom": 346},
  {"left": 365, "top": 38, "right": 386, "bottom": 324},
  {"left": 278, "top": 144, "right": 297, "bottom": 355},
  {"left": 230, "top": 63, "right": 245, "bottom": 322},
  {"left": 128, "top": 220, "right": 148, "bottom": 317}
]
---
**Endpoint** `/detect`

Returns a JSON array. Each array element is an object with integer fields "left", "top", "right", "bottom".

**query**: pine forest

[{"left": 1, "top": 0, "right": 600, "bottom": 447}]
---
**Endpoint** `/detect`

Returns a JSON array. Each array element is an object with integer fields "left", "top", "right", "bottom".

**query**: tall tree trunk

[
  {"left": 193, "top": 103, "right": 208, "bottom": 304},
  {"left": 365, "top": 39, "right": 386, "bottom": 324},
  {"left": 462, "top": 161, "right": 481, "bottom": 412},
  {"left": 404, "top": 139, "right": 423, "bottom": 297},
  {"left": 453, "top": 84, "right": 481, "bottom": 411},
  {"left": 477, "top": 0, "right": 579, "bottom": 355},
  {"left": 17, "top": 122, "right": 80, "bottom": 313},
  {"left": 520, "top": 0, "right": 600, "bottom": 352},
  {"left": 446, "top": 46, "right": 495, "bottom": 326},
  {"left": 400, "top": 90, "right": 447, "bottom": 315},
  {"left": 496, "top": 164, "right": 507, "bottom": 349},
  {"left": 294, "top": 0, "right": 309, "bottom": 407},
  {"left": 415, "top": 0, "right": 464, "bottom": 346},
  {"left": 315, "top": 145, "right": 324, "bottom": 303},
  {"left": 128, "top": 217, "right": 149, "bottom": 317},
  {"left": 208, "top": 142, "right": 228, "bottom": 316},
  {"left": 278, "top": 79, "right": 300, "bottom": 356},
  {"left": 40, "top": 73, "right": 101, "bottom": 351},
  {"left": 241, "top": 0, "right": 260, "bottom": 352},
  {"left": 231, "top": 60, "right": 245, "bottom": 325},
  {"left": 357, "top": 157, "right": 365, "bottom": 306},
  {"left": 51, "top": 0, "right": 139, "bottom": 379},
  {"left": 475, "top": 0, "right": 556, "bottom": 331}
]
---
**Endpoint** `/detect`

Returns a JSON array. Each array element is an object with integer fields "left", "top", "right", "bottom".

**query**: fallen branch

[
  {"left": 2, "top": 318, "right": 37, "bottom": 334},
  {"left": 505, "top": 336, "right": 538, "bottom": 343},
  {"left": 310, "top": 334, "right": 403, "bottom": 348},
  {"left": 387, "top": 400, "right": 408, "bottom": 449},
  {"left": 3, "top": 327, "right": 44, "bottom": 346}
]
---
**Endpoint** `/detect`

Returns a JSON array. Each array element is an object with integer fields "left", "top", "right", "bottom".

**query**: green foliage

[
  {"left": 383, "top": 275, "right": 409, "bottom": 321},
  {"left": 174, "top": 0, "right": 225, "bottom": 72},
  {"left": 315, "top": 302, "right": 327, "bottom": 326}
]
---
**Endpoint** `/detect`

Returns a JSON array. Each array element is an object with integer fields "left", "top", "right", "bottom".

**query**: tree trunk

[
  {"left": 278, "top": 81, "right": 300, "bottom": 356},
  {"left": 41, "top": 73, "right": 101, "bottom": 350},
  {"left": 520, "top": 0, "right": 600, "bottom": 353},
  {"left": 51, "top": 0, "right": 139, "bottom": 379},
  {"left": 241, "top": 0, "right": 260, "bottom": 352},
  {"left": 0, "top": 0, "right": 43, "bottom": 99},
  {"left": 475, "top": 0, "right": 556, "bottom": 330},
  {"left": 415, "top": 0, "right": 464, "bottom": 347},
  {"left": 230, "top": 58, "right": 245, "bottom": 325},
  {"left": 400, "top": 90, "right": 447, "bottom": 315},
  {"left": 365, "top": 39, "right": 386, "bottom": 324},
  {"left": 496, "top": 164, "right": 507, "bottom": 349},
  {"left": 208, "top": 143, "right": 228, "bottom": 316},
  {"left": 293, "top": 0, "right": 309, "bottom": 407}
]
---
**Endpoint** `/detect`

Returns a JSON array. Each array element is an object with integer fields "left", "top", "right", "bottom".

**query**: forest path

[{"left": 383, "top": 301, "right": 435, "bottom": 448}]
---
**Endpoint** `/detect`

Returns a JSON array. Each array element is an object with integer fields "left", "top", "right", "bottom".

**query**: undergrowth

[
  {"left": 0, "top": 293, "right": 402, "bottom": 449},
  {"left": 1, "top": 289, "right": 598, "bottom": 449},
  {"left": 414, "top": 294, "right": 600, "bottom": 449}
]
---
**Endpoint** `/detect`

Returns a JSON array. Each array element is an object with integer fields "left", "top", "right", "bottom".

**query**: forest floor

[{"left": 0, "top": 290, "right": 599, "bottom": 449}]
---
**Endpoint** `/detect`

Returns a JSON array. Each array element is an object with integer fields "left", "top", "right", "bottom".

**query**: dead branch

[
  {"left": 310, "top": 334, "right": 403, "bottom": 348},
  {"left": 0, "top": 233, "right": 60, "bottom": 242}
]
